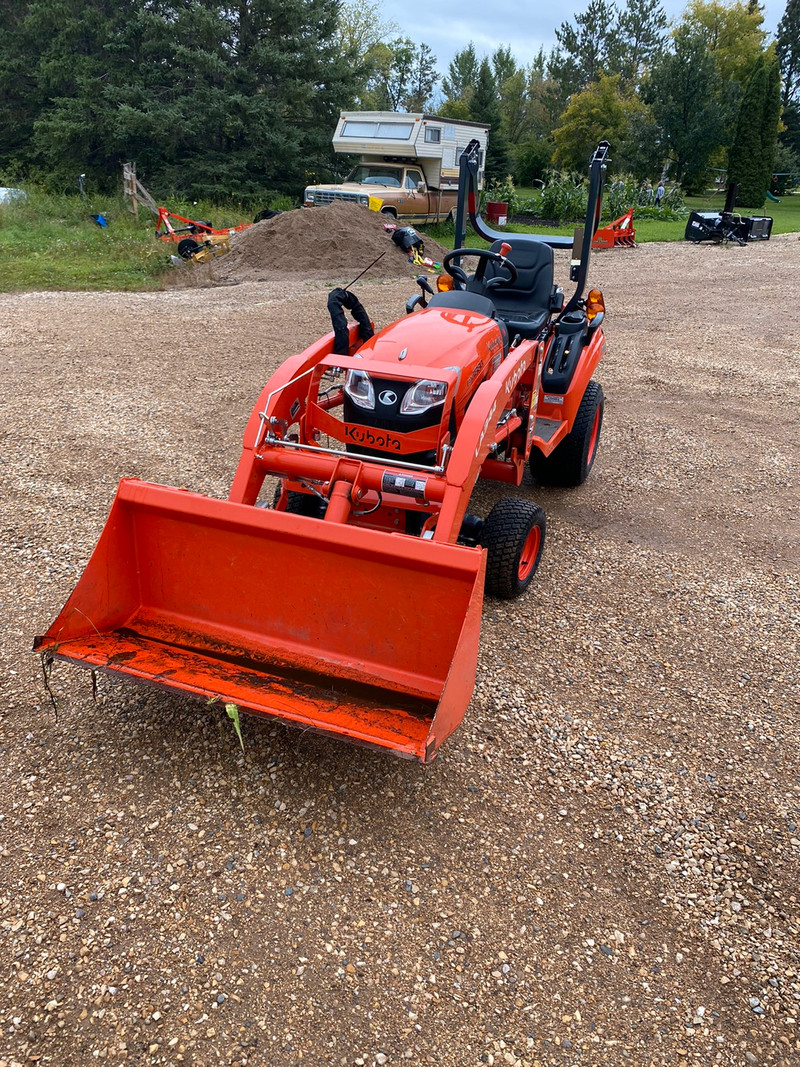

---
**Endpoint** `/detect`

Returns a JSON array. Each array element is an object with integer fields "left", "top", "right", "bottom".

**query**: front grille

[{"left": 315, "top": 191, "right": 360, "bottom": 206}]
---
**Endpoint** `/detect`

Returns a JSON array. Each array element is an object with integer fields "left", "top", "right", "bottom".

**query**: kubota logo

[
  {"left": 378, "top": 390, "right": 398, "bottom": 406},
  {"left": 344, "top": 425, "right": 402, "bottom": 451}
]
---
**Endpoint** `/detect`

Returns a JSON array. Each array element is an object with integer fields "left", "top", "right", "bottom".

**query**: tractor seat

[
  {"left": 468, "top": 237, "right": 555, "bottom": 338},
  {"left": 427, "top": 290, "right": 509, "bottom": 356}
]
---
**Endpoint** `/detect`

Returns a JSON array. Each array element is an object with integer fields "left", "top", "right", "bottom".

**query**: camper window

[
  {"left": 424, "top": 127, "right": 441, "bottom": 143},
  {"left": 342, "top": 121, "right": 415, "bottom": 140}
]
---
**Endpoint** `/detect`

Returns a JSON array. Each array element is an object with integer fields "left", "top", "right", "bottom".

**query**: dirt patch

[{"left": 1, "top": 236, "right": 799, "bottom": 1066}]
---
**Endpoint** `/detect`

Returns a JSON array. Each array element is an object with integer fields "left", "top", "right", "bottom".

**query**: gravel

[{"left": 1, "top": 235, "right": 798, "bottom": 1066}]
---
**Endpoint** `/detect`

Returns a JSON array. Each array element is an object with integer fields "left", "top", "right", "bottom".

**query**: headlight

[
  {"left": 304, "top": 189, "right": 315, "bottom": 204},
  {"left": 400, "top": 380, "right": 447, "bottom": 414},
  {"left": 357, "top": 194, "right": 370, "bottom": 206},
  {"left": 344, "top": 369, "right": 374, "bottom": 409}
]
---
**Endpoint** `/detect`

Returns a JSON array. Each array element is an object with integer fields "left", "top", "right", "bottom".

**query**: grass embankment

[{"left": 0, "top": 190, "right": 252, "bottom": 292}]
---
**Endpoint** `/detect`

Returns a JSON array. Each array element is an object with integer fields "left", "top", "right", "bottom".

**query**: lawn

[
  {"left": 504, "top": 187, "right": 800, "bottom": 244},
  {"left": 0, "top": 189, "right": 253, "bottom": 292}
]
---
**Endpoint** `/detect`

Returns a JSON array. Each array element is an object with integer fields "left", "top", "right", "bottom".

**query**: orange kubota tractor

[{"left": 35, "top": 141, "right": 610, "bottom": 763}]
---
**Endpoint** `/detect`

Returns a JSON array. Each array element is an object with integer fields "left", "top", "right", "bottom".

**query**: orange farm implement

[
  {"left": 155, "top": 206, "right": 250, "bottom": 260},
  {"left": 592, "top": 207, "right": 635, "bottom": 249},
  {"left": 35, "top": 142, "right": 611, "bottom": 763}
]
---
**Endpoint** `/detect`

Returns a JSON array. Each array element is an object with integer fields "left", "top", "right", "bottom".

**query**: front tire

[
  {"left": 530, "top": 380, "right": 604, "bottom": 487},
  {"left": 481, "top": 499, "right": 546, "bottom": 599},
  {"left": 272, "top": 483, "right": 327, "bottom": 517}
]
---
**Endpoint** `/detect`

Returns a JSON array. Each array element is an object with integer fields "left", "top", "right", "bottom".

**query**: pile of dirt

[{"left": 208, "top": 201, "right": 450, "bottom": 285}]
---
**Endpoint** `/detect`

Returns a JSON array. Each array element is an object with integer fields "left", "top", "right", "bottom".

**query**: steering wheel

[{"left": 442, "top": 247, "right": 518, "bottom": 291}]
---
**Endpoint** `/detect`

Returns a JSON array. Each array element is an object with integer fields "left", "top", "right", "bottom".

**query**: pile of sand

[{"left": 208, "top": 201, "right": 450, "bottom": 285}]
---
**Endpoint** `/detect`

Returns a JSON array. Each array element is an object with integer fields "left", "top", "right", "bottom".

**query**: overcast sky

[{"left": 377, "top": 0, "right": 787, "bottom": 83}]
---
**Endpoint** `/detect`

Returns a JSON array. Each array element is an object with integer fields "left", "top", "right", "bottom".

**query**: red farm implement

[
  {"left": 592, "top": 207, "right": 635, "bottom": 249},
  {"left": 155, "top": 206, "right": 251, "bottom": 260}
]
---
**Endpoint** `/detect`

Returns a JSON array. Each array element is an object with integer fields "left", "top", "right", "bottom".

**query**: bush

[{"left": 605, "top": 175, "right": 686, "bottom": 220}]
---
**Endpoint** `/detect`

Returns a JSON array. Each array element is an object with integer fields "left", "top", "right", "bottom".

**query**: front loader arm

[{"left": 229, "top": 323, "right": 365, "bottom": 505}]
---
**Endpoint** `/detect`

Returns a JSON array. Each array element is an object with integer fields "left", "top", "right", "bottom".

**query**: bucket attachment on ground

[
  {"left": 34, "top": 480, "right": 485, "bottom": 762},
  {"left": 592, "top": 207, "right": 636, "bottom": 249}
]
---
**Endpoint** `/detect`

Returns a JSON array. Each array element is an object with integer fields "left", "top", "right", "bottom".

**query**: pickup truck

[{"left": 303, "top": 112, "right": 489, "bottom": 225}]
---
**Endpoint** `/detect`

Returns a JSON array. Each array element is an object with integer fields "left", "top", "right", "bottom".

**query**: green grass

[
  {"left": 425, "top": 189, "right": 800, "bottom": 251},
  {"left": 1, "top": 185, "right": 797, "bottom": 292},
  {"left": 0, "top": 189, "right": 253, "bottom": 292}
]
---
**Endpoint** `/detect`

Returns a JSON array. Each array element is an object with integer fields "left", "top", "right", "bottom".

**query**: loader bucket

[{"left": 34, "top": 480, "right": 485, "bottom": 762}]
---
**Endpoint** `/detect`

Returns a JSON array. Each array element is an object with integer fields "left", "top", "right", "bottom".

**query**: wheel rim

[
  {"left": 587, "top": 405, "right": 602, "bottom": 464},
  {"left": 518, "top": 525, "right": 542, "bottom": 581}
]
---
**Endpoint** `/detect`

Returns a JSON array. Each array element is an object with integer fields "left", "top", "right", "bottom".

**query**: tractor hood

[{"left": 354, "top": 304, "right": 505, "bottom": 377}]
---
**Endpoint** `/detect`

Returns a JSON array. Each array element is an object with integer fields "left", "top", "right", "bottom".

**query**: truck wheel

[
  {"left": 481, "top": 499, "right": 546, "bottom": 599},
  {"left": 272, "top": 483, "right": 327, "bottom": 518},
  {"left": 380, "top": 207, "right": 398, "bottom": 219},
  {"left": 530, "top": 380, "right": 604, "bottom": 488},
  {"left": 177, "top": 238, "right": 200, "bottom": 260}
]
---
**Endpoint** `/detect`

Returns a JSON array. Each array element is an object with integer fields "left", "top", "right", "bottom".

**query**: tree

[
  {"left": 361, "top": 37, "right": 437, "bottom": 112},
  {"left": 776, "top": 0, "right": 800, "bottom": 106},
  {"left": 336, "top": 0, "right": 398, "bottom": 61},
  {"left": 470, "top": 58, "right": 511, "bottom": 182},
  {"left": 549, "top": 0, "right": 618, "bottom": 97},
  {"left": 441, "top": 43, "right": 479, "bottom": 111},
  {"left": 682, "top": 0, "right": 766, "bottom": 86},
  {"left": 727, "top": 55, "right": 769, "bottom": 203},
  {"left": 21, "top": 0, "right": 362, "bottom": 197},
  {"left": 645, "top": 24, "right": 726, "bottom": 191},
  {"left": 403, "top": 43, "right": 439, "bottom": 112},
  {"left": 552, "top": 74, "right": 645, "bottom": 171},
  {"left": 613, "top": 0, "right": 668, "bottom": 86}
]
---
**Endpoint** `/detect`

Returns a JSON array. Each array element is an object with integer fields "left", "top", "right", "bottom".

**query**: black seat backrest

[{"left": 468, "top": 237, "right": 554, "bottom": 318}]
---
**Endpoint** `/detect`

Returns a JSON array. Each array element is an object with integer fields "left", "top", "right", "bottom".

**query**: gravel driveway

[{"left": 1, "top": 236, "right": 798, "bottom": 1067}]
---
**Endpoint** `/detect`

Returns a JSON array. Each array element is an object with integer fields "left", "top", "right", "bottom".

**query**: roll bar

[{"left": 453, "top": 140, "right": 610, "bottom": 313}]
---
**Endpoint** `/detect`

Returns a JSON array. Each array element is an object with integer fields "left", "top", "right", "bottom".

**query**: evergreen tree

[
  {"left": 727, "top": 54, "right": 769, "bottom": 204},
  {"left": 727, "top": 52, "right": 782, "bottom": 206},
  {"left": 441, "top": 44, "right": 479, "bottom": 110},
  {"left": 776, "top": 0, "right": 800, "bottom": 106},
  {"left": 2, "top": 0, "right": 361, "bottom": 198},
  {"left": 645, "top": 25, "right": 726, "bottom": 191},
  {"left": 613, "top": 0, "right": 668, "bottom": 86},
  {"left": 549, "top": 0, "right": 618, "bottom": 97},
  {"left": 470, "top": 58, "right": 511, "bottom": 183},
  {"left": 403, "top": 43, "right": 439, "bottom": 112}
]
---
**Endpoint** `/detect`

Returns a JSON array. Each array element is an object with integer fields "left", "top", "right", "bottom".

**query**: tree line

[{"left": 0, "top": 0, "right": 797, "bottom": 204}]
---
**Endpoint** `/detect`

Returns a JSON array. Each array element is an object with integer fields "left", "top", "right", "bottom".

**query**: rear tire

[
  {"left": 529, "top": 380, "right": 604, "bottom": 487},
  {"left": 481, "top": 499, "right": 546, "bottom": 599}
]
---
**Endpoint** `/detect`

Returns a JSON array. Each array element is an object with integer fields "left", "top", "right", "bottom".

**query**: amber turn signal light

[{"left": 586, "top": 288, "right": 605, "bottom": 320}]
